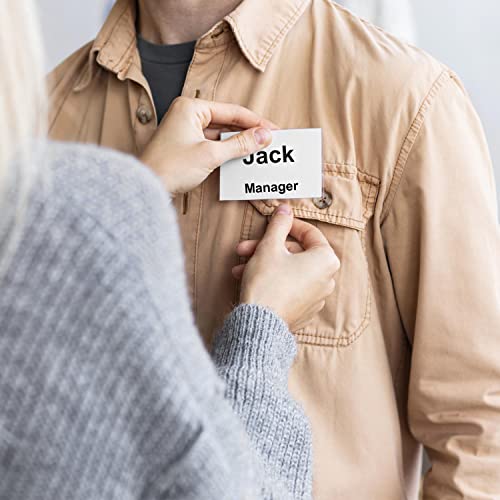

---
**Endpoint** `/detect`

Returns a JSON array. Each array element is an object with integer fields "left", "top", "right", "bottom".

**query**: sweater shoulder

[
  {"left": 33, "top": 141, "right": 194, "bottom": 347},
  {"left": 39, "top": 141, "right": 176, "bottom": 254}
]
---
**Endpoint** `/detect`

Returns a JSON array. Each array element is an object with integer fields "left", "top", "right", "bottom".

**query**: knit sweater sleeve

[{"left": 212, "top": 305, "right": 313, "bottom": 499}]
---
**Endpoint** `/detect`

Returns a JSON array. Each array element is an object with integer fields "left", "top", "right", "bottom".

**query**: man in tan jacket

[{"left": 48, "top": 0, "right": 500, "bottom": 498}]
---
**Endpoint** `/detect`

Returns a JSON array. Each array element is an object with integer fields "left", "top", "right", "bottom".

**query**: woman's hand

[
  {"left": 140, "top": 97, "right": 277, "bottom": 194},
  {"left": 234, "top": 205, "right": 340, "bottom": 331}
]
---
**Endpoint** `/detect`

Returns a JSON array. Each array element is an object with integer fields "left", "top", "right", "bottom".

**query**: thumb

[
  {"left": 212, "top": 127, "right": 272, "bottom": 164},
  {"left": 261, "top": 204, "right": 294, "bottom": 246}
]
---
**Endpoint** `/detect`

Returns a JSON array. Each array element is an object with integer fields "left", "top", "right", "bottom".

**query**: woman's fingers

[
  {"left": 236, "top": 240, "right": 259, "bottom": 256},
  {"left": 237, "top": 239, "right": 303, "bottom": 257},
  {"left": 205, "top": 123, "right": 249, "bottom": 131},
  {"left": 316, "top": 300, "right": 327, "bottom": 314},
  {"left": 260, "top": 205, "right": 294, "bottom": 246},
  {"left": 292, "top": 300, "right": 328, "bottom": 330},
  {"left": 206, "top": 100, "right": 279, "bottom": 131},
  {"left": 232, "top": 264, "right": 246, "bottom": 280},
  {"left": 208, "top": 127, "right": 272, "bottom": 165},
  {"left": 140, "top": 96, "right": 280, "bottom": 194},
  {"left": 204, "top": 129, "right": 222, "bottom": 141},
  {"left": 289, "top": 218, "right": 330, "bottom": 249},
  {"left": 204, "top": 124, "right": 268, "bottom": 142},
  {"left": 195, "top": 99, "right": 280, "bottom": 164},
  {"left": 170, "top": 96, "right": 278, "bottom": 134},
  {"left": 232, "top": 237, "right": 306, "bottom": 281}
]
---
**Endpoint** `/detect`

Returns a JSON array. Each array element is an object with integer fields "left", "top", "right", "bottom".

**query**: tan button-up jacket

[{"left": 48, "top": 0, "right": 500, "bottom": 498}]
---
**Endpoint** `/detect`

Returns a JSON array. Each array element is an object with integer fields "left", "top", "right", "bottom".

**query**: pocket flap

[{"left": 249, "top": 163, "right": 379, "bottom": 230}]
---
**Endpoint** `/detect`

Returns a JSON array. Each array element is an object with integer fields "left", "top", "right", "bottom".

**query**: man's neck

[{"left": 138, "top": 0, "right": 243, "bottom": 45}]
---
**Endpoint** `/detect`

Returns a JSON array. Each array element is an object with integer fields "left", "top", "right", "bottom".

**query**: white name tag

[{"left": 219, "top": 128, "right": 322, "bottom": 201}]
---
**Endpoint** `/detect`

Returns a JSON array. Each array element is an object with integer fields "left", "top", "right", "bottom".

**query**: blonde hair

[
  {"left": 0, "top": 0, "right": 46, "bottom": 273},
  {"left": 0, "top": 0, "right": 46, "bottom": 186}
]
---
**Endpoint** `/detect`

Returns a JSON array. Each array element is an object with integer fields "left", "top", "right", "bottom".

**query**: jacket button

[
  {"left": 137, "top": 106, "right": 153, "bottom": 124},
  {"left": 313, "top": 190, "right": 333, "bottom": 209}
]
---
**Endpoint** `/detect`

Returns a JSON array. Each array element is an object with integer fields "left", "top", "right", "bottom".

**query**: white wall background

[
  {"left": 37, "top": 0, "right": 499, "bottom": 208},
  {"left": 38, "top": 0, "right": 106, "bottom": 70},
  {"left": 412, "top": 0, "right": 500, "bottom": 210}
]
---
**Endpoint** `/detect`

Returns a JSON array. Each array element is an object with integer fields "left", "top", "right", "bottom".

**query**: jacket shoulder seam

[
  {"left": 381, "top": 69, "right": 453, "bottom": 222},
  {"left": 47, "top": 41, "right": 95, "bottom": 133}
]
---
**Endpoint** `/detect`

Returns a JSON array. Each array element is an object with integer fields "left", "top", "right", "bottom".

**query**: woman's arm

[
  {"left": 210, "top": 206, "right": 340, "bottom": 499},
  {"left": 0, "top": 143, "right": 315, "bottom": 500},
  {"left": 213, "top": 304, "right": 312, "bottom": 499}
]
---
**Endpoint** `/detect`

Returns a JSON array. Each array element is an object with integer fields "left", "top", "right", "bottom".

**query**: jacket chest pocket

[{"left": 246, "top": 164, "right": 379, "bottom": 347}]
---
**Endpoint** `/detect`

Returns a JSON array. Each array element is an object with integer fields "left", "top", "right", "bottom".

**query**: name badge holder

[{"left": 220, "top": 128, "right": 323, "bottom": 201}]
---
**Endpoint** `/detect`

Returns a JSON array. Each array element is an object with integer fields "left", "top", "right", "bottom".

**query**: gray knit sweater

[{"left": 0, "top": 142, "right": 313, "bottom": 500}]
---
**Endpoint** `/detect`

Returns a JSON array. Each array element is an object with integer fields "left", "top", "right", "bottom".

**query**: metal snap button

[
  {"left": 136, "top": 106, "right": 153, "bottom": 124},
  {"left": 313, "top": 190, "right": 333, "bottom": 209}
]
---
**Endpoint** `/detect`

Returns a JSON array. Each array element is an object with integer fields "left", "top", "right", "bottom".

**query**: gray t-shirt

[{"left": 138, "top": 36, "right": 196, "bottom": 123}]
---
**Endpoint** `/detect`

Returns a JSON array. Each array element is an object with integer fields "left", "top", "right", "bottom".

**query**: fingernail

[
  {"left": 275, "top": 204, "right": 292, "bottom": 216},
  {"left": 254, "top": 128, "right": 272, "bottom": 146}
]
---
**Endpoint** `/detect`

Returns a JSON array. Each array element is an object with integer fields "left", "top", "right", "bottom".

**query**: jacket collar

[
  {"left": 224, "top": 0, "right": 310, "bottom": 71},
  {"left": 74, "top": 0, "right": 310, "bottom": 91},
  {"left": 74, "top": 0, "right": 139, "bottom": 91}
]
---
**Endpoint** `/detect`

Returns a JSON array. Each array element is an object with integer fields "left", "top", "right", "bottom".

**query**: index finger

[
  {"left": 206, "top": 101, "right": 279, "bottom": 131},
  {"left": 289, "top": 218, "right": 330, "bottom": 250}
]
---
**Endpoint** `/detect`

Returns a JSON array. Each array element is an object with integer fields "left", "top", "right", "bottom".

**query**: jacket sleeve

[{"left": 381, "top": 72, "right": 500, "bottom": 499}]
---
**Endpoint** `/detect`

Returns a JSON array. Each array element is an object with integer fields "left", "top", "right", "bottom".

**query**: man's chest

[
  {"left": 49, "top": 47, "right": 415, "bottom": 499},
  {"left": 56, "top": 47, "right": 386, "bottom": 348},
  {"left": 176, "top": 46, "right": 381, "bottom": 347}
]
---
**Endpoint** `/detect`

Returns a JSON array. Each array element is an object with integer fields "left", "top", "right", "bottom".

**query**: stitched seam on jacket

[
  {"left": 192, "top": 185, "right": 204, "bottom": 318},
  {"left": 364, "top": 181, "right": 376, "bottom": 220},
  {"left": 381, "top": 69, "right": 452, "bottom": 222},
  {"left": 234, "top": 203, "right": 253, "bottom": 307},
  {"left": 296, "top": 295, "right": 370, "bottom": 347},
  {"left": 259, "top": 0, "right": 309, "bottom": 66},
  {"left": 72, "top": 2, "right": 130, "bottom": 93},
  {"left": 250, "top": 207, "right": 364, "bottom": 230},
  {"left": 250, "top": 164, "right": 381, "bottom": 229},
  {"left": 97, "top": 3, "right": 134, "bottom": 70},
  {"left": 226, "top": 0, "right": 307, "bottom": 70},
  {"left": 189, "top": 45, "right": 202, "bottom": 318},
  {"left": 75, "top": 77, "right": 102, "bottom": 140},
  {"left": 296, "top": 231, "right": 372, "bottom": 348},
  {"left": 95, "top": 1, "right": 129, "bottom": 52},
  {"left": 48, "top": 44, "right": 95, "bottom": 131},
  {"left": 111, "top": 36, "right": 137, "bottom": 75},
  {"left": 212, "top": 43, "right": 230, "bottom": 101},
  {"left": 224, "top": 16, "right": 255, "bottom": 67},
  {"left": 183, "top": 43, "right": 200, "bottom": 96},
  {"left": 189, "top": 40, "right": 202, "bottom": 316},
  {"left": 192, "top": 39, "right": 228, "bottom": 317}
]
